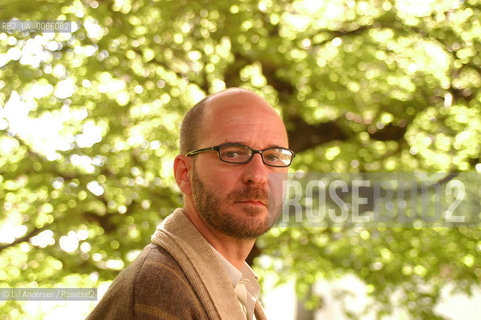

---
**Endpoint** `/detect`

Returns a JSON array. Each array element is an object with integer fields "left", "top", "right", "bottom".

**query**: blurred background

[{"left": 0, "top": 0, "right": 480, "bottom": 319}]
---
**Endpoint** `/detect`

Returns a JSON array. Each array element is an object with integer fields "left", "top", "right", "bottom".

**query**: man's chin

[
  {"left": 230, "top": 225, "right": 270, "bottom": 239},
  {"left": 221, "top": 214, "right": 270, "bottom": 239}
]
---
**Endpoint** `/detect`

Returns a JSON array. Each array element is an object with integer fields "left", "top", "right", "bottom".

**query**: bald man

[{"left": 87, "top": 88, "right": 295, "bottom": 320}]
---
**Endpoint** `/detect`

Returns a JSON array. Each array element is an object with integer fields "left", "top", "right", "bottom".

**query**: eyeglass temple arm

[{"left": 185, "top": 146, "right": 217, "bottom": 157}]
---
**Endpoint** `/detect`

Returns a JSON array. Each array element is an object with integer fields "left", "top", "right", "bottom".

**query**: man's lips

[{"left": 236, "top": 199, "right": 267, "bottom": 206}]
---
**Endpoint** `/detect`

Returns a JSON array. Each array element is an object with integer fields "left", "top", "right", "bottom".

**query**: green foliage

[{"left": 1, "top": 0, "right": 480, "bottom": 319}]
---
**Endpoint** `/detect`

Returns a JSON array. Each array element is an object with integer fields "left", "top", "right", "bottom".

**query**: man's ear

[{"left": 174, "top": 155, "right": 192, "bottom": 195}]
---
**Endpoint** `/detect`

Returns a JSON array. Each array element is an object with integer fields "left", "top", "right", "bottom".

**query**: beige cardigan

[{"left": 87, "top": 208, "right": 267, "bottom": 320}]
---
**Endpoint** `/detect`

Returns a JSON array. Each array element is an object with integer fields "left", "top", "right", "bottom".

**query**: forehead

[{"left": 200, "top": 90, "right": 288, "bottom": 148}]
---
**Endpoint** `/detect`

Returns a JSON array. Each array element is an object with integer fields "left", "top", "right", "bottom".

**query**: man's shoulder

[
  {"left": 132, "top": 243, "right": 181, "bottom": 276},
  {"left": 132, "top": 243, "right": 192, "bottom": 293},
  {"left": 133, "top": 244, "right": 207, "bottom": 316},
  {"left": 99, "top": 243, "right": 182, "bottom": 287},
  {"left": 87, "top": 243, "right": 208, "bottom": 320}
]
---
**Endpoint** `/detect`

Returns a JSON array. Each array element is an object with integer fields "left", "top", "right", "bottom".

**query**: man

[{"left": 87, "top": 88, "right": 294, "bottom": 319}]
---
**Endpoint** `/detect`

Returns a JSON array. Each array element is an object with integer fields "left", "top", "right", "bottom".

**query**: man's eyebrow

[
  {"left": 226, "top": 142, "right": 288, "bottom": 149},
  {"left": 266, "top": 144, "right": 287, "bottom": 149}
]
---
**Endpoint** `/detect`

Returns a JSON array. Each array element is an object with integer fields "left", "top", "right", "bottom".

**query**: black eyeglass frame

[{"left": 185, "top": 142, "right": 295, "bottom": 167}]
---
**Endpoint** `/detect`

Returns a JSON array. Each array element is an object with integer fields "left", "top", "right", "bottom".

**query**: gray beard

[{"left": 191, "top": 167, "right": 280, "bottom": 239}]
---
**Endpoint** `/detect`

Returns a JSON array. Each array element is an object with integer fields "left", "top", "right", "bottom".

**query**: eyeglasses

[{"left": 185, "top": 142, "right": 295, "bottom": 167}]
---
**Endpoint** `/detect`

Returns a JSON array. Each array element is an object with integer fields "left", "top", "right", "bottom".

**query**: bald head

[{"left": 179, "top": 88, "right": 287, "bottom": 154}]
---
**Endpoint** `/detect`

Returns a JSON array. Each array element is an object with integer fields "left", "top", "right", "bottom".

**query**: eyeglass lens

[{"left": 219, "top": 144, "right": 292, "bottom": 166}]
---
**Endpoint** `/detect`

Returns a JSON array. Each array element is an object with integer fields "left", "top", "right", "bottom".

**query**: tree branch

[
  {"left": 286, "top": 116, "right": 348, "bottom": 153},
  {"left": 0, "top": 225, "right": 51, "bottom": 253}
]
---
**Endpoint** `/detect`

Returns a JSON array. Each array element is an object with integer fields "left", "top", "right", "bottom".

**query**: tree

[{"left": 1, "top": 0, "right": 480, "bottom": 318}]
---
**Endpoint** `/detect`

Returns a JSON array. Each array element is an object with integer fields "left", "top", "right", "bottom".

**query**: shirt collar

[
  {"left": 211, "top": 247, "right": 243, "bottom": 287},
  {"left": 209, "top": 245, "right": 259, "bottom": 290},
  {"left": 210, "top": 245, "right": 261, "bottom": 320}
]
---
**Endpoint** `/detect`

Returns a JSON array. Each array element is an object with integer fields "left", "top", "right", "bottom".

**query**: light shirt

[{"left": 211, "top": 247, "right": 260, "bottom": 320}]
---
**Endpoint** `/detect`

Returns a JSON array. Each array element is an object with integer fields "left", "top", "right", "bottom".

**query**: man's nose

[{"left": 242, "top": 153, "right": 269, "bottom": 185}]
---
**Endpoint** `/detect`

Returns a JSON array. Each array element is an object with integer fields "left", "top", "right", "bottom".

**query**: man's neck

[
  {"left": 208, "top": 233, "right": 255, "bottom": 270},
  {"left": 182, "top": 206, "right": 255, "bottom": 270}
]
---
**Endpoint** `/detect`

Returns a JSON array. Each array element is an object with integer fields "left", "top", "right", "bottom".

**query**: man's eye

[
  {"left": 264, "top": 154, "right": 280, "bottom": 161},
  {"left": 223, "top": 151, "right": 241, "bottom": 158}
]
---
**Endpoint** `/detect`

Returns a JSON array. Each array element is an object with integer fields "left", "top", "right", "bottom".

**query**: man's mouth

[
  {"left": 230, "top": 187, "right": 269, "bottom": 208},
  {"left": 237, "top": 199, "right": 267, "bottom": 207}
]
